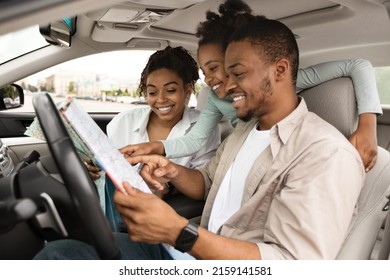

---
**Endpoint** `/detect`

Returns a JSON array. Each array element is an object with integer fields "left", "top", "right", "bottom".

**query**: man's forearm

[
  {"left": 170, "top": 164, "right": 205, "bottom": 200},
  {"left": 188, "top": 227, "right": 261, "bottom": 260}
]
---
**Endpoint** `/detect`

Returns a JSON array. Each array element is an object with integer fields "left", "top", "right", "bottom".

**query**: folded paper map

[{"left": 59, "top": 97, "right": 151, "bottom": 195}]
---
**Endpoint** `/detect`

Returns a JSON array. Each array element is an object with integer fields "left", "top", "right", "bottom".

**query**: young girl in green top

[{"left": 121, "top": 0, "right": 381, "bottom": 172}]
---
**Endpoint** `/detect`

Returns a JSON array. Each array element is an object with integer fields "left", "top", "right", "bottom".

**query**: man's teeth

[
  {"left": 158, "top": 106, "right": 172, "bottom": 112},
  {"left": 233, "top": 96, "right": 245, "bottom": 102}
]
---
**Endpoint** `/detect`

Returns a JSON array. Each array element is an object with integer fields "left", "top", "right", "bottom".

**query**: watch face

[{"left": 175, "top": 222, "right": 199, "bottom": 253}]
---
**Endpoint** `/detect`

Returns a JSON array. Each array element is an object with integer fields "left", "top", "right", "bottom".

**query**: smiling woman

[
  {"left": 107, "top": 46, "right": 219, "bottom": 168},
  {"left": 99, "top": 46, "right": 220, "bottom": 231}
]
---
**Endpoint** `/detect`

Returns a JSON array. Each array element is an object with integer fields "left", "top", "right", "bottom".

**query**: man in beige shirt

[{"left": 34, "top": 17, "right": 365, "bottom": 260}]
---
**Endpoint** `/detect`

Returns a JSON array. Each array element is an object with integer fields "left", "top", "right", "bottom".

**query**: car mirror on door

[{"left": 0, "top": 84, "right": 24, "bottom": 110}]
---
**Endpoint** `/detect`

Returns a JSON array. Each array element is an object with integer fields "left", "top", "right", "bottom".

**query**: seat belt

[{"left": 378, "top": 196, "right": 390, "bottom": 260}]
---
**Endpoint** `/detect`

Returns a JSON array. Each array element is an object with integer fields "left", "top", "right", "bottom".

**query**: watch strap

[{"left": 174, "top": 221, "right": 199, "bottom": 253}]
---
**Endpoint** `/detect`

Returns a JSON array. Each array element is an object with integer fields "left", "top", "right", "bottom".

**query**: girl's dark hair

[
  {"left": 138, "top": 46, "right": 199, "bottom": 96},
  {"left": 196, "top": 0, "right": 264, "bottom": 51}
]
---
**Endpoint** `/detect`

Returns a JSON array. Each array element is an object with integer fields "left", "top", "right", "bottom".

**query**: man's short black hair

[{"left": 228, "top": 17, "right": 299, "bottom": 84}]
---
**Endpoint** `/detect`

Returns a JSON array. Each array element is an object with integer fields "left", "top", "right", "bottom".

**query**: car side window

[
  {"left": 375, "top": 66, "right": 390, "bottom": 105},
  {"left": 14, "top": 50, "right": 156, "bottom": 113}
]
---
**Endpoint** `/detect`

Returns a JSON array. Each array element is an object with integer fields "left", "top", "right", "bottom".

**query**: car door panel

[
  {"left": 0, "top": 112, "right": 35, "bottom": 138},
  {"left": 1, "top": 112, "right": 116, "bottom": 166}
]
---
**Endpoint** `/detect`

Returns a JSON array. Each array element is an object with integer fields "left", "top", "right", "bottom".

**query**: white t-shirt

[
  {"left": 209, "top": 123, "right": 270, "bottom": 233},
  {"left": 166, "top": 122, "right": 269, "bottom": 260}
]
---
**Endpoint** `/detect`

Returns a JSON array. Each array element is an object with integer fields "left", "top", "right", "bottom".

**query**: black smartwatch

[{"left": 174, "top": 221, "right": 199, "bottom": 253}]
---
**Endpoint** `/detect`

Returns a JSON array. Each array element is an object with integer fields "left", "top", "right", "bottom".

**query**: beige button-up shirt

[{"left": 197, "top": 98, "right": 365, "bottom": 259}]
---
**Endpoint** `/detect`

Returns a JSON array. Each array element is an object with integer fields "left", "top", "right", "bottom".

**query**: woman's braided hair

[{"left": 138, "top": 46, "right": 199, "bottom": 96}]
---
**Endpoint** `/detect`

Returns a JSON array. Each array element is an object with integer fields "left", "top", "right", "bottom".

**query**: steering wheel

[{"left": 32, "top": 92, "right": 120, "bottom": 259}]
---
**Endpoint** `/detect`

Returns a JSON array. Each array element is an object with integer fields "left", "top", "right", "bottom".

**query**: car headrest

[{"left": 298, "top": 77, "right": 358, "bottom": 138}]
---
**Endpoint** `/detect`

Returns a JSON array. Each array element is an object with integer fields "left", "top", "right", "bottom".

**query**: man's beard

[
  {"left": 237, "top": 76, "right": 272, "bottom": 122},
  {"left": 238, "top": 110, "right": 254, "bottom": 122}
]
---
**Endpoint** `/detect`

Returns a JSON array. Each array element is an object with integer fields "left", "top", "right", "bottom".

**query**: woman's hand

[
  {"left": 84, "top": 157, "right": 101, "bottom": 180},
  {"left": 120, "top": 141, "right": 165, "bottom": 158},
  {"left": 348, "top": 113, "right": 378, "bottom": 172}
]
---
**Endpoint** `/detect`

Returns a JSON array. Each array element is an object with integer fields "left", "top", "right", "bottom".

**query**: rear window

[{"left": 374, "top": 67, "right": 390, "bottom": 105}]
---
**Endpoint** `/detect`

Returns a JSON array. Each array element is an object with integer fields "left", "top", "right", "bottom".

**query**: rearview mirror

[
  {"left": 39, "top": 17, "right": 76, "bottom": 48},
  {"left": 0, "top": 84, "right": 24, "bottom": 110}
]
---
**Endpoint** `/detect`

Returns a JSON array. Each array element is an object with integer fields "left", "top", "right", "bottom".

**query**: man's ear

[{"left": 274, "top": 59, "right": 289, "bottom": 81}]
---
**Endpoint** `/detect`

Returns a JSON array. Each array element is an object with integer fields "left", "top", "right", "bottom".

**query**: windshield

[{"left": 0, "top": 25, "right": 48, "bottom": 64}]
